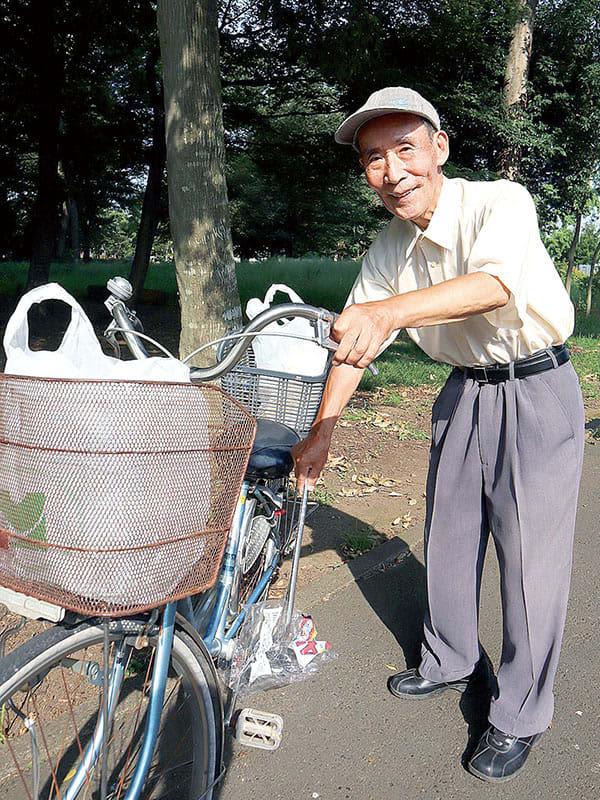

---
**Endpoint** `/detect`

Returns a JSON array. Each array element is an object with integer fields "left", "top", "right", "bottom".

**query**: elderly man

[{"left": 292, "top": 87, "right": 584, "bottom": 783}]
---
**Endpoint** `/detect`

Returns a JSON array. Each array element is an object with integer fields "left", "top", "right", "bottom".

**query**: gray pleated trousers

[{"left": 417, "top": 359, "right": 585, "bottom": 737}]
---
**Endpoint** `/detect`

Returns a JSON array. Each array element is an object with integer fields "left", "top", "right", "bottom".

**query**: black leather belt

[{"left": 464, "top": 345, "right": 569, "bottom": 384}]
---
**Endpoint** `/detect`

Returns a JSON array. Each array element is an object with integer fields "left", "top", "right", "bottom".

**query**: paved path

[{"left": 217, "top": 444, "right": 600, "bottom": 799}]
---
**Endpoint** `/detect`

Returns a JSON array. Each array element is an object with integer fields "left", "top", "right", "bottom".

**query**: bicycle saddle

[{"left": 246, "top": 418, "right": 300, "bottom": 480}]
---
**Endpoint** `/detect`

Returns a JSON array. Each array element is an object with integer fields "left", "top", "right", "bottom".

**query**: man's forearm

[
  {"left": 333, "top": 272, "right": 510, "bottom": 369},
  {"left": 311, "top": 362, "right": 365, "bottom": 438},
  {"left": 381, "top": 272, "right": 510, "bottom": 329},
  {"left": 291, "top": 362, "right": 364, "bottom": 491}
]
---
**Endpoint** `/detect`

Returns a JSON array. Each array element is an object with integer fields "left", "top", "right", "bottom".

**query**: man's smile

[{"left": 388, "top": 186, "right": 417, "bottom": 200}]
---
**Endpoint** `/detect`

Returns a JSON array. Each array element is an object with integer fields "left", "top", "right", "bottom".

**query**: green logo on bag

[{"left": 0, "top": 490, "right": 48, "bottom": 550}]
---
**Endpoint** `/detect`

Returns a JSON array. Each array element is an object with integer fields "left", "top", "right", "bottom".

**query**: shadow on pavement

[
  {"left": 341, "top": 507, "right": 496, "bottom": 774},
  {"left": 216, "top": 495, "right": 498, "bottom": 793}
]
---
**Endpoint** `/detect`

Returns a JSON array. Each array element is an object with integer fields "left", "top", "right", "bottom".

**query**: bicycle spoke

[
  {"left": 140, "top": 677, "right": 196, "bottom": 800},
  {"left": 113, "top": 646, "right": 156, "bottom": 800},
  {"left": 5, "top": 733, "right": 34, "bottom": 800},
  {"left": 0, "top": 621, "right": 216, "bottom": 800},
  {"left": 31, "top": 692, "right": 64, "bottom": 800},
  {"left": 59, "top": 657, "right": 95, "bottom": 799}
]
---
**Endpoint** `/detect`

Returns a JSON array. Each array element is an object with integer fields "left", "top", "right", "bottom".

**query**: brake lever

[
  {"left": 316, "top": 311, "right": 379, "bottom": 377},
  {"left": 102, "top": 323, "right": 121, "bottom": 358}
]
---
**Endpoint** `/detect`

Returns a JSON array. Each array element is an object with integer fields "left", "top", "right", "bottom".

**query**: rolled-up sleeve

[{"left": 466, "top": 182, "right": 536, "bottom": 330}]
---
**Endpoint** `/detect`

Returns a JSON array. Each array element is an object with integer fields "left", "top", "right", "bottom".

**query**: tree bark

[
  {"left": 497, "top": 0, "right": 537, "bottom": 181},
  {"left": 27, "top": 0, "right": 64, "bottom": 289},
  {"left": 129, "top": 48, "right": 167, "bottom": 304},
  {"left": 586, "top": 239, "right": 600, "bottom": 318},
  {"left": 565, "top": 210, "right": 582, "bottom": 296},
  {"left": 157, "top": 0, "right": 242, "bottom": 366}
]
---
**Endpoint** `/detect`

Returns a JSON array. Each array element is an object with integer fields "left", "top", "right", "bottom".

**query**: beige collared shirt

[{"left": 347, "top": 177, "right": 574, "bottom": 366}]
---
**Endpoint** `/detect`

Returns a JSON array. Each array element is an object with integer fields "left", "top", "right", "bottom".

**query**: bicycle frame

[
  {"left": 0, "top": 278, "right": 320, "bottom": 799},
  {"left": 86, "top": 471, "right": 308, "bottom": 796}
]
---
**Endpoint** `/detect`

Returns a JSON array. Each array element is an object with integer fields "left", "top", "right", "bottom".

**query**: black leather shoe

[
  {"left": 467, "top": 725, "right": 541, "bottom": 783},
  {"left": 387, "top": 653, "right": 492, "bottom": 700}
]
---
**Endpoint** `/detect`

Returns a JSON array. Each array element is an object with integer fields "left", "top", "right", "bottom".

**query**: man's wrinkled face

[{"left": 357, "top": 113, "right": 449, "bottom": 230}]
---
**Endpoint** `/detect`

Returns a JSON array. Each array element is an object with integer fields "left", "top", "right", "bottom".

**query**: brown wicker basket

[{"left": 0, "top": 374, "right": 256, "bottom": 616}]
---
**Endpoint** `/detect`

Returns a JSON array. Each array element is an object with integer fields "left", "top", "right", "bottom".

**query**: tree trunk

[
  {"left": 565, "top": 211, "right": 582, "bottom": 296},
  {"left": 81, "top": 206, "right": 91, "bottom": 263},
  {"left": 157, "top": 0, "right": 242, "bottom": 366},
  {"left": 585, "top": 239, "right": 600, "bottom": 318},
  {"left": 27, "top": 0, "right": 64, "bottom": 289},
  {"left": 68, "top": 197, "right": 80, "bottom": 261},
  {"left": 497, "top": 0, "right": 537, "bottom": 181},
  {"left": 57, "top": 200, "right": 69, "bottom": 261},
  {"left": 129, "top": 48, "right": 167, "bottom": 303}
]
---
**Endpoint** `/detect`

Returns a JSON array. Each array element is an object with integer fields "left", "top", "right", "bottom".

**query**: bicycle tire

[{"left": 0, "top": 616, "right": 218, "bottom": 800}]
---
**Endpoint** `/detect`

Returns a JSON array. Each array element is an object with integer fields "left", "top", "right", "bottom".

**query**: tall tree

[
  {"left": 498, "top": 0, "right": 538, "bottom": 180},
  {"left": 528, "top": 1, "right": 600, "bottom": 223},
  {"left": 26, "top": 0, "right": 64, "bottom": 289},
  {"left": 129, "top": 44, "right": 167, "bottom": 302},
  {"left": 158, "top": 0, "right": 241, "bottom": 365},
  {"left": 586, "top": 238, "right": 600, "bottom": 318},
  {"left": 564, "top": 210, "right": 582, "bottom": 296}
]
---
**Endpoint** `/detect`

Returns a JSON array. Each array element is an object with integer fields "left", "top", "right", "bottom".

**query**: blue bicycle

[{"left": 0, "top": 277, "right": 343, "bottom": 799}]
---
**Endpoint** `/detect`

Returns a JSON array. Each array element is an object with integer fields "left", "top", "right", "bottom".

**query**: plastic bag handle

[
  {"left": 3, "top": 283, "right": 99, "bottom": 359},
  {"left": 262, "top": 284, "right": 304, "bottom": 307}
]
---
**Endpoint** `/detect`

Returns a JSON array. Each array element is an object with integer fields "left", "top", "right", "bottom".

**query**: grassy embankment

[{"left": 1, "top": 258, "right": 599, "bottom": 403}]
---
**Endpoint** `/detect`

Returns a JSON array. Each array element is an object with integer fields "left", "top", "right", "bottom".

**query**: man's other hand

[
  {"left": 331, "top": 301, "right": 395, "bottom": 369},
  {"left": 291, "top": 426, "right": 333, "bottom": 495}
]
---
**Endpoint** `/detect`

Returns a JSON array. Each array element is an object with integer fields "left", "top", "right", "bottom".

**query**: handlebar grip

[{"left": 326, "top": 312, "right": 379, "bottom": 377}]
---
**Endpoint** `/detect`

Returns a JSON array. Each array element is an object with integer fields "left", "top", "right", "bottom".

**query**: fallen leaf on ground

[{"left": 356, "top": 475, "right": 376, "bottom": 486}]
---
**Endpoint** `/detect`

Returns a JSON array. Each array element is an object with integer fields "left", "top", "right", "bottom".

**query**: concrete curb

[{"left": 296, "top": 534, "right": 418, "bottom": 612}]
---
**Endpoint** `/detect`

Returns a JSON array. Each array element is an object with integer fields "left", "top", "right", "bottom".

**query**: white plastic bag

[
  {"left": 3, "top": 283, "right": 190, "bottom": 382},
  {"left": 246, "top": 284, "right": 328, "bottom": 377},
  {"left": 0, "top": 284, "right": 210, "bottom": 609}
]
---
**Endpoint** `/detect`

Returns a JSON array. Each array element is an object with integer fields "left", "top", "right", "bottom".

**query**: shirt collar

[{"left": 419, "top": 176, "right": 457, "bottom": 251}]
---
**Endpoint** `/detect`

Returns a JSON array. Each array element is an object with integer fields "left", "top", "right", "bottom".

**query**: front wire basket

[
  {"left": 0, "top": 375, "right": 256, "bottom": 617},
  {"left": 219, "top": 334, "right": 332, "bottom": 439}
]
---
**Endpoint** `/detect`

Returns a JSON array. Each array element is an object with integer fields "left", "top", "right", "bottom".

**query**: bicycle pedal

[{"left": 235, "top": 708, "right": 283, "bottom": 751}]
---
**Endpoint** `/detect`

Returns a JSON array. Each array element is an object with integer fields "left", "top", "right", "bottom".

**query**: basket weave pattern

[
  {"left": 220, "top": 342, "right": 330, "bottom": 438},
  {"left": 0, "top": 375, "right": 256, "bottom": 616}
]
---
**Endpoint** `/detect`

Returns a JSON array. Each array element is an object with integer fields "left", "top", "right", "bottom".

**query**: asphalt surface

[{"left": 217, "top": 443, "right": 600, "bottom": 799}]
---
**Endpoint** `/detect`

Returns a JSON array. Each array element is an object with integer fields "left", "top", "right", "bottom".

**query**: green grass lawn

[
  {"left": 2, "top": 258, "right": 599, "bottom": 397},
  {"left": 0, "top": 257, "right": 361, "bottom": 315}
]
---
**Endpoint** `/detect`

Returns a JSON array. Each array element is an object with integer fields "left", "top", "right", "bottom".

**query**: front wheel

[{"left": 0, "top": 617, "right": 218, "bottom": 799}]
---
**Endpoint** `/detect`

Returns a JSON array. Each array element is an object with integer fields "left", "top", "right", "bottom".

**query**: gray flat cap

[{"left": 335, "top": 87, "right": 440, "bottom": 150}]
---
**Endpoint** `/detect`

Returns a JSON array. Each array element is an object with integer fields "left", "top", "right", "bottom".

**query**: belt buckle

[{"left": 472, "top": 366, "right": 488, "bottom": 383}]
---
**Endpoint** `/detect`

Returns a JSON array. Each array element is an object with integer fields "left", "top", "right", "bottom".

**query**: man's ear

[{"left": 434, "top": 130, "right": 450, "bottom": 167}]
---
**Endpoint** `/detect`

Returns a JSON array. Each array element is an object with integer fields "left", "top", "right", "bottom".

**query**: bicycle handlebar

[
  {"left": 103, "top": 277, "right": 378, "bottom": 380},
  {"left": 188, "top": 302, "right": 335, "bottom": 381}
]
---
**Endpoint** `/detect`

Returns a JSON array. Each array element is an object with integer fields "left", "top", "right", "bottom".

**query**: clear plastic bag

[{"left": 227, "top": 600, "right": 337, "bottom": 699}]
